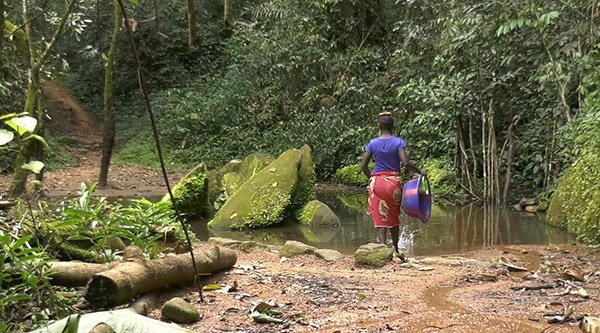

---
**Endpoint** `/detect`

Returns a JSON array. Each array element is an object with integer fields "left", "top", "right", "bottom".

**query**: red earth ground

[{"left": 1, "top": 82, "right": 599, "bottom": 332}]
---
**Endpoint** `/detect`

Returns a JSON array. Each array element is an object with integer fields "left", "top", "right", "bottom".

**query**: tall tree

[
  {"left": 0, "top": 0, "right": 4, "bottom": 75},
  {"left": 224, "top": 0, "right": 229, "bottom": 27},
  {"left": 9, "top": 0, "right": 77, "bottom": 198},
  {"left": 98, "top": 0, "right": 122, "bottom": 187},
  {"left": 187, "top": 0, "right": 198, "bottom": 45}
]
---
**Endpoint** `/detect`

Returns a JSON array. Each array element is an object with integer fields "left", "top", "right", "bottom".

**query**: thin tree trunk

[
  {"left": 481, "top": 103, "right": 487, "bottom": 201},
  {"left": 35, "top": 92, "right": 45, "bottom": 181},
  {"left": 153, "top": 0, "right": 160, "bottom": 35},
  {"left": 502, "top": 117, "right": 518, "bottom": 203},
  {"left": 0, "top": 0, "right": 4, "bottom": 74},
  {"left": 10, "top": 0, "right": 77, "bottom": 198},
  {"left": 223, "top": 0, "right": 230, "bottom": 27},
  {"left": 187, "top": 0, "right": 198, "bottom": 46},
  {"left": 99, "top": 0, "right": 121, "bottom": 187},
  {"left": 468, "top": 117, "right": 477, "bottom": 188}
]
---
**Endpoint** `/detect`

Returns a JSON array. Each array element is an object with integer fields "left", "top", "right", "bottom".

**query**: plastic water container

[{"left": 402, "top": 175, "right": 432, "bottom": 223}]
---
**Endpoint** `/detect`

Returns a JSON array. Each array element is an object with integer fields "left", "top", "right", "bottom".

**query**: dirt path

[{"left": 0, "top": 81, "right": 185, "bottom": 198}]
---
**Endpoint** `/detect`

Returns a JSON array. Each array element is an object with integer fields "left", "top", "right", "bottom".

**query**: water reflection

[{"left": 192, "top": 191, "right": 572, "bottom": 256}]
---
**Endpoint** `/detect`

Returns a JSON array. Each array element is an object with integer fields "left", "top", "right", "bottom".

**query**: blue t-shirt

[{"left": 366, "top": 136, "right": 406, "bottom": 174}]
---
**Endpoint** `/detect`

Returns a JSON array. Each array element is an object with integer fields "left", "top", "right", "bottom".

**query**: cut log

[
  {"left": 85, "top": 245, "right": 237, "bottom": 308},
  {"left": 49, "top": 261, "right": 114, "bottom": 287}
]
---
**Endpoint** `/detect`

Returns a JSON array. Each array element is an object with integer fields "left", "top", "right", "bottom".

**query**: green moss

[
  {"left": 421, "top": 157, "right": 464, "bottom": 200},
  {"left": 354, "top": 244, "right": 393, "bottom": 267},
  {"left": 208, "top": 149, "right": 301, "bottom": 229},
  {"left": 165, "top": 164, "right": 211, "bottom": 218},
  {"left": 335, "top": 163, "right": 369, "bottom": 186},
  {"left": 279, "top": 241, "right": 315, "bottom": 257},
  {"left": 222, "top": 172, "right": 245, "bottom": 197},
  {"left": 298, "top": 201, "right": 319, "bottom": 225},
  {"left": 245, "top": 185, "right": 290, "bottom": 228},
  {"left": 238, "top": 153, "right": 274, "bottom": 179},
  {"left": 292, "top": 145, "right": 317, "bottom": 212},
  {"left": 547, "top": 152, "right": 600, "bottom": 243},
  {"left": 297, "top": 200, "right": 340, "bottom": 227}
]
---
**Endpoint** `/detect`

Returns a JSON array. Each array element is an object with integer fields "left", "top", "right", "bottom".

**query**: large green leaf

[
  {"left": 0, "top": 129, "right": 14, "bottom": 146},
  {"left": 21, "top": 160, "right": 45, "bottom": 174},
  {"left": 5, "top": 116, "right": 37, "bottom": 136},
  {"left": 29, "top": 309, "right": 193, "bottom": 333}
]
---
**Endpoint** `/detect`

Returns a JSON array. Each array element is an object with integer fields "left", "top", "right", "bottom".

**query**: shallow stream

[{"left": 193, "top": 191, "right": 572, "bottom": 256}]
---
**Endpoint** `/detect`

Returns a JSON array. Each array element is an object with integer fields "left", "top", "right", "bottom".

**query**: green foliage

[
  {"left": 421, "top": 158, "right": 465, "bottom": 201},
  {"left": 0, "top": 234, "right": 76, "bottom": 332},
  {"left": 547, "top": 91, "right": 600, "bottom": 244},
  {"left": 335, "top": 163, "right": 370, "bottom": 187},
  {"left": 37, "top": 183, "right": 190, "bottom": 260}
]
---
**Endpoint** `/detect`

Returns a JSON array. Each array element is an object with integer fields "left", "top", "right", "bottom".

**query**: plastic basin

[{"left": 402, "top": 175, "right": 432, "bottom": 223}]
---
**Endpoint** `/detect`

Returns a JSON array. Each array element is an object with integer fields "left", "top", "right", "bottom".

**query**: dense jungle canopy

[{"left": 1, "top": 1, "right": 600, "bottom": 233}]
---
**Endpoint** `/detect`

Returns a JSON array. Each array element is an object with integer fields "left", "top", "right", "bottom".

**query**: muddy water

[{"left": 193, "top": 191, "right": 572, "bottom": 255}]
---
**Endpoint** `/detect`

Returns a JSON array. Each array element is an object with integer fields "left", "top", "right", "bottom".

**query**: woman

[{"left": 360, "top": 112, "right": 426, "bottom": 257}]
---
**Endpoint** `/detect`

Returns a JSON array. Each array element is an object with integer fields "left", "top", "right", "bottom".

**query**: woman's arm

[
  {"left": 398, "top": 148, "right": 426, "bottom": 176},
  {"left": 360, "top": 151, "right": 373, "bottom": 178}
]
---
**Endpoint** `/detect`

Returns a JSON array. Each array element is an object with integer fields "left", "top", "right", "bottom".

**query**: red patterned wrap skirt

[{"left": 367, "top": 171, "right": 403, "bottom": 228}]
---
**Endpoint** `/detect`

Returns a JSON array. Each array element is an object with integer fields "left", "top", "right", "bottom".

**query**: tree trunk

[
  {"left": 99, "top": 0, "right": 121, "bottom": 187},
  {"left": 49, "top": 262, "right": 114, "bottom": 287},
  {"left": 0, "top": 0, "right": 4, "bottom": 74},
  {"left": 153, "top": 0, "right": 160, "bottom": 36},
  {"left": 187, "top": 0, "right": 198, "bottom": 46},
  {"left": 85, "top": 245, "right": 237, "bottom": 308},
  {"left": 9, "top": 0, "right": 77, "bottom": 198},
  {"left": 223, "top": 0, "right": 230, "bottom": 27},
  {"left": 502, "top": 117, "right": 519, "bottom": 203}
]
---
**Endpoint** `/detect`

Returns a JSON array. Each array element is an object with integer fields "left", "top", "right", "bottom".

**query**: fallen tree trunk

[
  {"left": 49, "top": 261, "right": 114, "bottom": 287},
  {"left": 85, "top": 245, "right": 237, "bottom": 308}
]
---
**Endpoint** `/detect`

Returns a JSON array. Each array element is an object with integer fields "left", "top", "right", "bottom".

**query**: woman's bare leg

[
  {"left": 390, "top": 226, "right": 400, "bottom": 253},
  {"left": 377, "top": 228, "right": 387, "bottom": 244}
]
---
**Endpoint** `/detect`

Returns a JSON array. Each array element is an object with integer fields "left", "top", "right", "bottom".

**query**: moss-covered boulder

[
  {"left": 335, "top": 163, "right": 369, "bottom": 186},
  {"left": 547, "top": 152, "right": 600, "bottom": 244},
  {"left": 354, "top": 243, "right": 393, "bottom": 267},
  {"left": 298, "top": 200, "right": 340, "bottom": 227},
  {"left": 162, "top": 164, "right": 211, "bottom": 218},
  {"left": 291, "top": 145, "right": 317, "bottom": 211},
  {"left": 222, "top": 172, "right": 245, "bottom": 198},
  {"left": 207, "top": 155, "right": 273, "bottom": 209},
  {"left": 208, "top": 149, "right": 302, "bottom": 229},
  {"left": 279, "top": 240, "right": 316, "bottom": 257},
  {"left": 238, "top": 153, "right": 274, "bottom": 180}
]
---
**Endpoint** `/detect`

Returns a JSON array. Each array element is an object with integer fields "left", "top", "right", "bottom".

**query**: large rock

[
  {"left": 207, "top": 154, "right": 273, "bottom": 209},
  {"left": 163, "top": 164, "right": 211, "bottom": 218},
  {"left": 354, "top": 243, "right": 393, "bottom": 267},
  {"left": 298, "top": 200, "right": 340, "bottom": 227},
  {"left": 161, "top": 297, "right": 201, "bottom": 323},
  {"left": 238, "top": 153, "right": 274, "bottom": 180},
  {"left": 208, "top": 147, "right": 315, "bottom": 230},
  {"left": 292, "top": 145, "right": 317, "bottom": 211},
  {"left": 208, "top": 149, "right": 300, "bottom": 229},
  {"left": 314, "top": 249, "right": 344, "bottom": 262},
  {"left": 279, "top": 240, "right": 316, "bottom": 257}
]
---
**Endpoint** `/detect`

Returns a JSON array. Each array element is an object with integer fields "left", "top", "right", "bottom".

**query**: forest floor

[{"left": 2, "top": 82, "right": 600, "bottom": 332}]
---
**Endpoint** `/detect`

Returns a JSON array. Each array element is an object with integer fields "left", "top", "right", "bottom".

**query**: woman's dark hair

[{"left": 378, "top": 114, "right": 394, "bottom": 131}]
